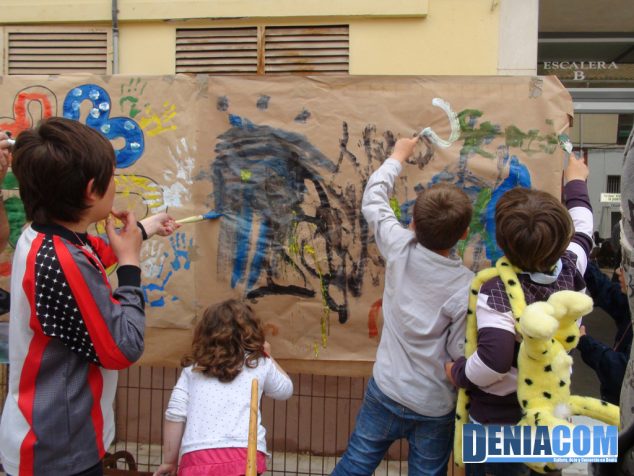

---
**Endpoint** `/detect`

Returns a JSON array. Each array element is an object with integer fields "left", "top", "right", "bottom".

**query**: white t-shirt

[{"left": 165, "top": 357, "right": 293, "bottom": 457}]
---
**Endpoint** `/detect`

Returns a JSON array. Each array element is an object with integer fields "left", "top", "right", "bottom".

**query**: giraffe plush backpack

[{"left": 453, "top": 257, "right": 620, "bottom": 473}]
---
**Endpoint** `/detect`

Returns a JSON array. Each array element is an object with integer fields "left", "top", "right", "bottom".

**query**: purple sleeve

[
  {"left": 564, "top": 180, "right": 593, "bottom": 259},
  {"left": 452, "top": 356, "right": 477, "bottom": 389},
  {"left": 452, "top": 328, "right": 516, "bottom": 389}
]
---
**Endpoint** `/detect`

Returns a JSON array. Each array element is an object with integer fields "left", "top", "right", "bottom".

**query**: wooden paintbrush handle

[{"left": 246, "top": 378, "right": 259, "bottom": 476}]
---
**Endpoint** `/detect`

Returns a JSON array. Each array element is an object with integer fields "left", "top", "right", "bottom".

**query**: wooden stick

[{"left": 246, "top": 378, "right": 259, "bottom": 476}]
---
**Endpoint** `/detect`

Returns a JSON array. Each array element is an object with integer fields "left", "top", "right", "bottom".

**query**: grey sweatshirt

[{"left": 362, "top": 158, "right": 474, "bottom": 417}]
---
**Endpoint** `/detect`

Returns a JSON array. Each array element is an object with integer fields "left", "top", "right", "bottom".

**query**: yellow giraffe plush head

[
  {"left": 516, "top": 290, "right": 618, "bottom": 474},
  {"left": 454, "top": 260, "right": 619, "bottom": 473}
]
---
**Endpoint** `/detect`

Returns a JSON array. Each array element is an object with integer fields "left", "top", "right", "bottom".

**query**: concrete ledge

[{"left": 1, "top": 0, "right": 428, "bottom": 23}]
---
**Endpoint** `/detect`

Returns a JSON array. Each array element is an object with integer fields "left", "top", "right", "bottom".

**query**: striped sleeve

[
  {"left": 452, "top": 291, "right": 517, "bottom": 389},
  {"left": 564, "top": 180, "right": 593, "bottom": 274}
]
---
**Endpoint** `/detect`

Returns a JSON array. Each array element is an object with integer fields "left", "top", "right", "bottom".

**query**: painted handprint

[{"left": 141, "top": 232, "right": 194, "bottom": 308}]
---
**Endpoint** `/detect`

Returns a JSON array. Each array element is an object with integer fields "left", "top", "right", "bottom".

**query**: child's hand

[
  {"left": 107, "top": 209, "right": 143, "bottom": 267},
  {"left": 444, "top": 361, "right": 456, "bottom": 386},
  {"left": 564, "top": 154, "right": 589, "bottom": 183},
  {"left": 153, "top": 463, "right": 177, "bottom": 476},
  {"left": 391, "top": 137, "right": 419, "bottom": 164},
  {"left": 141, "top": 213, "right": 180, "bottom": 237}
]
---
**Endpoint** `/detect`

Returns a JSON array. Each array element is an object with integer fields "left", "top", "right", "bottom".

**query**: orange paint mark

[
  {"left": 0, "top": 92, "right": 55, "bottom": 136},
  {"left": 264, "top": 323, "right": 279, "bottom": 337},
  {"left": 368, "top": 298, "right": 382, "bottom": 338}
]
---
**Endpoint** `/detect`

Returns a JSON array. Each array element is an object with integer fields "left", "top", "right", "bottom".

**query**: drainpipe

[{"left": 112, "top": 0, "right": 119, "bottom": 74}]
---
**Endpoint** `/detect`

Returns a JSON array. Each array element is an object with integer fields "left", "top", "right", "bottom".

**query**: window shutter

[
  {"left": 6, "top": 28, "right": 110, "bottom": 75},
  {"left": 264, "top": 25, "right": 349, "bottom": 74},
  {"left": 176, "top": 27, "right": 259, "bottom": 74}
]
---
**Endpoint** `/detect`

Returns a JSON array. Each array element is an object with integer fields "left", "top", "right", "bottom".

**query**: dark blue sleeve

[
  {"left": 584, "top": 262, "right": 629, "bottom": 327},
  {"left": 577, "top": 334, "right": 627, "bottom": 402}
]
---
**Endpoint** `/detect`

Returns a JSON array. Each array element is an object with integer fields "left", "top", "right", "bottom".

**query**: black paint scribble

[
  {"left": 294, "top": 109, "right": 311, "bottom": 123},
  {"left": 217, "top": 96, "right": 229, "bottom": 111},
  {"left": 257, "top": 95, "right": 270, "bottom": 110},
  {"left": 198, "top": 114, "right": 409, "bottom": 324}
]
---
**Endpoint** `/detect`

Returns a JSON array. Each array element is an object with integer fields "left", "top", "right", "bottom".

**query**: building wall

[
  {"left": 0, "top": 0, "right": 540, "bottom": 77},
  {"left": 588, "top": 148, "right": 624, "bottom": 239}
]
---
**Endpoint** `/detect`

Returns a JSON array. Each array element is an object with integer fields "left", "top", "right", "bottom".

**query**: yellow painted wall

[
  {"left": 350, "top": 1, "right": 499, "bottom": 75},
  {"left": 2, "top": 0, "right": 500, "bottom": 76},
  {"left": 119, "top": 23, "right": 175, "bottom": 74}
]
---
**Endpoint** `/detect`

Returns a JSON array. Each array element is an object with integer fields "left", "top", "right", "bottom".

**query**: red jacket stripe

[
  {"left": 18, "top": 234, "right": 49, "bottom": 476},
  {"left": 86, "top": 366, "right": 106, "bottom": 457},
  {"left": 52, "top": 236, "right": 132, "bottom": 370}
]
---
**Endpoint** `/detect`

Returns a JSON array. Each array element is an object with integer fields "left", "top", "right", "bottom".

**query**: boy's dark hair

[
  {"left": 495, "top": 187, "right": 573, "bottom": 273},
  {"left": 182, "top": 299, "right": 266, "bottom": 383},
  {"left": 413, "top": 183, "right": 472, "bottom": 251},
  {"left": 12, "top": 117, "right": 115, "bottom": 224}
]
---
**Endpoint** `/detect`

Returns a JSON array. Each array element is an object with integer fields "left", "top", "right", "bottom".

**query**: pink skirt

[{"left": 178, "top": 447, "right": 267, "bottom": 476}]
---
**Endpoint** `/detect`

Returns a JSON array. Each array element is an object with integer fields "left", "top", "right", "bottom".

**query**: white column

[{"left": 497, "top": 0, "right": 539, "bottom": 75}]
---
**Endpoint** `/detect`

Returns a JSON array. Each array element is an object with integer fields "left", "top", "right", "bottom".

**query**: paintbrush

[{"left": 175, "top": 211, "right": 223, "bottom": 225}]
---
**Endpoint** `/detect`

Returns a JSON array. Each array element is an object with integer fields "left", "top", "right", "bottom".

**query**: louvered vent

[
  {"left": 176, "top": 27, "right": 259, "bottom": 74},
  {"left": 264, "top": 25, "right": 349, "bottom": 74},
  {"left": 7, "top": 29, "right": 110, "bottom": 75}
]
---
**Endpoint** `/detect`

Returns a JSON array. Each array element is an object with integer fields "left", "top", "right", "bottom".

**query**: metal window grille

[
  {"left": 264, "top": 26, "right": 349, "bottom": 74},
  {"left": 176, "top": 25, "right": 349, "bottom": 75},
  {"left": 0, "top": 365, "right": 464, "bottom": 475},
  {"left": 176, "top": 27, "right": 259, "bottom": 75},
  {"left": 606, "top": 175, "right": 621, "bottom": 193},
  {"left": 4, "top": 27, "right": 111, "bottom": 75}
]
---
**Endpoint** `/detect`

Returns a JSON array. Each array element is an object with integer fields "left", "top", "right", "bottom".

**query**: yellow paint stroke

[
  {"left": 139, "top": 102, "right": 178, "bottom": 137},
  {"left": 240, "top": 169, "right": 253, "bottom": 182},
  {"left": 304, "top": 243, "right": 329, "bottom": 352},
  {"left": 287, "top": 218, "right": 299, "bottom": 257},
  {"left": 96, "top": 174, "right": 165, "bottom": 234}
]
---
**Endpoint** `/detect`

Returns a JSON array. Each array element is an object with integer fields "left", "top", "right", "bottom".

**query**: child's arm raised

[
  {"left": 563, "top": 155, "right": 593, "bottom": 274},
  {"left": 361, "top": 137, "right": 418, "bottom": 259},
  {"left": 262, "top": 341, "right": 293, "bottom": 400}
]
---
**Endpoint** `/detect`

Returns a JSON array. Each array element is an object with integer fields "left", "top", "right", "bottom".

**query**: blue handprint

[
  {"left": 63, "top": 84, "right": 145, "bottom": 168},
  {"left": 142, "top": 232, "right": 193, "bottom": 308}
]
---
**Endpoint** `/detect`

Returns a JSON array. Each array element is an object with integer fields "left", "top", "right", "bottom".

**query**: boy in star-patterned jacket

[{"left": 0, "top": 117, "right": 177, "bottom": 476}]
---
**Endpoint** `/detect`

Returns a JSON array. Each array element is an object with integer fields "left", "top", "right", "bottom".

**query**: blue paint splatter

[
  {"left": 484, "top": 155, "right": 531, "bottom": 262},
  {"left": 62, "top": 84, "right": 145, "bottom": 168}
]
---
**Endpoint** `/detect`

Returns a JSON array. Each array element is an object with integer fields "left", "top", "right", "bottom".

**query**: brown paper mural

[{"left": 0, "top": 74, "right": 573, "bottom": 367}]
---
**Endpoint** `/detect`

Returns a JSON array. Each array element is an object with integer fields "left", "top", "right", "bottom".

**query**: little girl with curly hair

[{"left": 153, "top": 299, "right": 293, "bottom": 476}]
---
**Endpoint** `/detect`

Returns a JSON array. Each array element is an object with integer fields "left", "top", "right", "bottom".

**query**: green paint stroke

[
  {"left": 5, "top": 196, "right": 26, "bottom": 248},
  {"left": 304, "top": 243, "right": 329, "bottom": 349},
  {"left": 3, "top": 171, "right": 19, "bottom": 190},
  {"left": 458, "top": 109, "right": 561, "bottom": 158},
  {"left": 389, "top": 197, "right": 402, "bottom": 220},
  {"left": 457, "top": 188, "right": 491, "bottom": 258}
]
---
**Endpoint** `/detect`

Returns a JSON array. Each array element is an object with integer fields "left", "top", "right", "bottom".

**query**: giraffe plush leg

[{"left": 568, "top": 395, "right": 620, "bottom": 426}]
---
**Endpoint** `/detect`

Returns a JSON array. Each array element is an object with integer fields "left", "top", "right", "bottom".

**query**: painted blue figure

[
  {"left": 63, "top": 84, "right": 145, "bottom": 168},
  {"left": 201, "top": 115, "right": 380, "bottom": 324},
  {"left": 484, "top": 150, "right": 532, "bottom": 262}
]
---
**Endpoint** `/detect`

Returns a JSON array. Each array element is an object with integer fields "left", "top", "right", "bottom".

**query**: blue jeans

[{"left": 331, "top": 377, "right": 454, "bottom": 476}]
